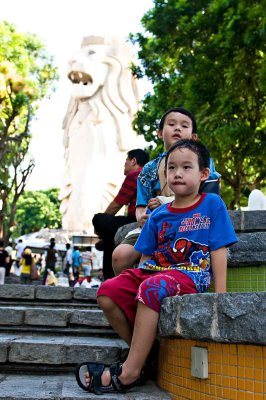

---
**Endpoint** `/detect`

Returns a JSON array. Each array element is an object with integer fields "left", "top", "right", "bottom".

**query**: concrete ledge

[
  {"left": 228, "top": 210, "right": 266, "bottom": 232},
  {"left": 228, "top": 232, "right": 266, "bottom": 266},
  {"left": 158, "top": 292, "right": 266, "bottom": 344}
]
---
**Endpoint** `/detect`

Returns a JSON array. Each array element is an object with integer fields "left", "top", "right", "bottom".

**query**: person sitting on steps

[
  {"left": 112, "top": 107, "right": 221, "bottom": 276},
  {"left": 75, "top": 139, "right": 237, "bottom": 395},
  {"left": 92, "top": 148, "right": 149, "bottom": 281}
]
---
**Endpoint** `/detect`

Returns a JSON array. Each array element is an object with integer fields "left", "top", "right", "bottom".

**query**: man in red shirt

[{"left": 92, "top": 149, "right": 149, "bottom": 280}]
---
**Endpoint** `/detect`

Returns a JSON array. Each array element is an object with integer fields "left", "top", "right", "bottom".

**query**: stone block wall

[{"left": 157, "top": 293, "right": 266, "bottom": 399}]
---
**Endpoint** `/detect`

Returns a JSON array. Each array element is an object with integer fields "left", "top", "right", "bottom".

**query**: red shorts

[{"left": 97, "top": 268, "right": 196, "bottom": 328}]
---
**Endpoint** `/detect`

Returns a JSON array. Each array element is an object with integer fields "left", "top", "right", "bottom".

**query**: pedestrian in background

[
  {"left": 20, "top": 248, "right": 34, "bottom": 285},
  {"left": 43, "top": 241, "right": 57, "bottom": 284},
  {"left": 0, "top": 239, "right": 9, "bottom": 285},
  {"left": 81, "top": 246, "right": 93, "bottom": 278}
]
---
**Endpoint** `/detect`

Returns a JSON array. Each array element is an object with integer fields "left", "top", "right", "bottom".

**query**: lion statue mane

[{"left": 59, "top": 36, "right": 141, "bottom": 233}]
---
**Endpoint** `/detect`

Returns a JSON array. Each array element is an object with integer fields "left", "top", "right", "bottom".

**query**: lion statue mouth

[{"left": 68, "top": 71, "right": 93, "bottom": 85}]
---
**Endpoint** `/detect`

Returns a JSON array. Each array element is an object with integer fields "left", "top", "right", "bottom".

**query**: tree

[
  {"left": 0, "top": 21, "right": 58, "bottom": 241},
  {"left": 131, "top": 0, "right": 266, "bottom": 208},
  {"left": 11, "top": 188, "right": 62, "bottom": 238}
]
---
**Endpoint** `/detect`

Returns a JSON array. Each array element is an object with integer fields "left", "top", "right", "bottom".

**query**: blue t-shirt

[
  {"left": 134, "top": 193, "right": 238, "bottom": 293},
  {"left": 136, "top": 153, "right": 221, "bottom": 207},
  {"left": 72, "top": 250, "right": 82, "bottom": 268}
]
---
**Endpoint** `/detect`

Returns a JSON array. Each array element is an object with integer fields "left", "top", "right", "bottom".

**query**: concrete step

[
  {"left": 0, "top": 285, "right": 98, "bottom": 304},
  {"left": 0, "top": 306, "right": 110, "bottom": 329},
  {"left": 0, "top": 372, "right": 171, "bottom": 399},
  {"left": 0, "top": 333, "right": 129, "bottom": 371},
  {"left": 0, "top": 300, "right": 98, "bottom": 309},
  {"left": 0, "top": 325, "right": 115, "bottom": 338}
]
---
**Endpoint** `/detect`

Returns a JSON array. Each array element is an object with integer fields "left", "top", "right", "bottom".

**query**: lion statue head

[{"left": 59, "top": 36, "right": 142, "bottom": 233}]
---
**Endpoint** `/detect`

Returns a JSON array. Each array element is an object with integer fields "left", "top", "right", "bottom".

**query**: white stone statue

[
  {"left": 248, "top": 189, "right": 266, "bottom": 210},
  {"left": 59, "top": 36, "right": 141, "bottom": 233}
]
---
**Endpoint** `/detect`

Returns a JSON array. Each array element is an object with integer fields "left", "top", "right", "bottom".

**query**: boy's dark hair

[
  {"left": 165, "top": 139, "right": 210, "bottom": 171},
  {"left": 127, "top": 149, "right": 149, "bottom": 167},
  {"left": 159, "top": 107, "right": 197, "bottom": 133}
]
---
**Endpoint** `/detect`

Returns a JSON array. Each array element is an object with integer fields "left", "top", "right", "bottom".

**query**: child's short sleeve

[{"left": 209, "top": 197, "right": 238, "bottom": 250}]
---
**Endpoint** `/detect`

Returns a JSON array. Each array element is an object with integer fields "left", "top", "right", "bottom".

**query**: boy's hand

[
  {"left": 148, "top": 197, "right": 161, "bottom": 210},
  {"left": 138, "top": 213, "right": 149, "bottom": 228},
  {"left": 136, "top": 206, "right": 149, "bottom": 228}
]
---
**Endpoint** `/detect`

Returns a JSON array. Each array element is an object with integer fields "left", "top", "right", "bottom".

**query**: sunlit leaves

[{"left": 132, "top": 0, "right": 266, "bottom": 208}]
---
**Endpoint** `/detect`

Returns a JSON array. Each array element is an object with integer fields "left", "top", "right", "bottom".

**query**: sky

[{"left": 1, "top": 0, "right": 154, "bottom": 190}]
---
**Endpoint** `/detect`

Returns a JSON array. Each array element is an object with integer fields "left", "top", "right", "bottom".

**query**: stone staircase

[{"left": 0, "top": 284, "right": 171, "bottom": 399}]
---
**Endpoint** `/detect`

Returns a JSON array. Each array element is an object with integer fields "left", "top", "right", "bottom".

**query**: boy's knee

[
  {"left": 112, "top": 245, "right": 125, "bottom": 272},
  {"left": 112, "top": 244, "right": 139, "bottom": 275},
  {"left": 97, "top": 295, "right": 114, "bottom": 312}
]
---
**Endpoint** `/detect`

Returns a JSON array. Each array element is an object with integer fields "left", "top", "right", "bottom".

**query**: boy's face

[
  {"left": 158, "top": 112, "right": 198, "bottom": 151},
  {"left": 166, "top": 147, "right": 210, "bottom": 197}
]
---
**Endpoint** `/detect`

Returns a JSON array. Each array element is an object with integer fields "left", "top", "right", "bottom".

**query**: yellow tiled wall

[{"left": 157, "top": 338, "right": 266, "bottom": 400}]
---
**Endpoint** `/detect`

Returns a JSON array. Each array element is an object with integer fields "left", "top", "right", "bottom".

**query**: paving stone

[
  {"left": 0, "top": 307, "right": 24, "bottom": 325},
  {"left": 0, "top": 373, "right": 171, "bottom": 399},
  {"left": 0, "top": 342, "right": 8, "bottom": 362},
  {"left": 228, "top": 231, "right": 266, "bottom": 266},
  {"left": 0, "top": 284, "right": 35, "bottom": 299},
  {"left": 25, "top": 309, "right": 69, "bottom": 327},
  {"left": 9, "top": 336, "right": 67, "bottom": 364},
  {"left": 65, "top": 337, "right": 128, "bottom": 365},
  {"left": 36, "top": 286, "right": 73, "bottom": 300},
  {"left": 0, "top": 333, "right": 128, "bottom": 366},
  {"left": 73, "top": 287, "right": 98, "bottom": 301},
  {"left": 69, "top": 309, "right": 109, "bottom": 327}
]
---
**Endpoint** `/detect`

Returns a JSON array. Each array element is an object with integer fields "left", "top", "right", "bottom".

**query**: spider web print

[{"left": 137, "top": 274, "right": 180, "bottom": 312}]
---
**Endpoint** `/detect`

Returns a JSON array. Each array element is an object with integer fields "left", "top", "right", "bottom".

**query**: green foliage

[
  {"left": 12, "top": 188, "right": 62, "bottom": 237},
  {"left": 132, "top": 0, "right": 266, "bottom": 208},
  {"left": 0, "top": 21, "right": 58, "bottom": 241},
  {"left": 0, "top": 21, "right": 58, "bottom": 165}
]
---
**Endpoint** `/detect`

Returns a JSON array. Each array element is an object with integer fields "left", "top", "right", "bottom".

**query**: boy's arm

[
  {"left": 210, "top": 247, "right": 227, "bottom": 293},
  {"left": 138, "top": 254, "right": 152, "bottom": 265},
  {"left": 135, "top": 206, "right": 149, "bottom": 228}
]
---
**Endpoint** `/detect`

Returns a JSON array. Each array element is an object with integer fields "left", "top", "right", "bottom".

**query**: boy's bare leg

[
  {"left": 112, "top": 244, "right": 141, "bottom": 275},
  {"left": 120, "top": 302, "right": 158, "bottom": 385},
  {"left": 93, "top": 299, "right": 158, "bottom": 387},
  {"left": 97, "top": 295, "right": 133, "bottom": 345}
]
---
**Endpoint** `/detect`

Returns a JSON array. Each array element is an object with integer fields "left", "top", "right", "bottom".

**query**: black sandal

[{"left": 75, "top": 361, "right": 147, "bottom": 395}]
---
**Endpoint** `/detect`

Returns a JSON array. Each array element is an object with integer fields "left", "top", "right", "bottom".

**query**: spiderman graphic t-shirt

[{"left": 134, "top": 193, "right": 238, "bottom": 293}]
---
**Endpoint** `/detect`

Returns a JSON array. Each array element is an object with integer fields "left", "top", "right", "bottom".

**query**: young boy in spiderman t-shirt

[{"left": 76, "top": 139, "right": 238, "bottom": 395}]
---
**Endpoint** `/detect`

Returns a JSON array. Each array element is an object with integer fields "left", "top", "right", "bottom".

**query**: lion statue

[{"left": 59, "top": 36, "right": 142, "bottom": 233}]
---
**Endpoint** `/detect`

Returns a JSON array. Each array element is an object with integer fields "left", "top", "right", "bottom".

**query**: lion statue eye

[{"left": 88, "top": 50, "right": 96, "bottom": 56}]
